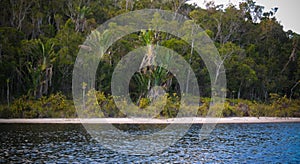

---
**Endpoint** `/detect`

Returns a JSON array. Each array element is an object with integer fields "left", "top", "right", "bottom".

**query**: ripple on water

[{"left": 0, "top": 123, "right": 299, "bottom": 163}]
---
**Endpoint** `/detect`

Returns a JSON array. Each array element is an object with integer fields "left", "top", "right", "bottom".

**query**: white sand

[{"left": 0, "top": 117, "right": 300, "bottom": 124}]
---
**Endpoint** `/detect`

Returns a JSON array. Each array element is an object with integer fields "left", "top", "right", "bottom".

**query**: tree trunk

[
  {"left": 186, "top": 25, "right": 195, "bottom": 94},
  {"left": 238, "top": 82, "right": 243, "bottom": 99},
  {"left": 6, "top": 79, "right": 10, "bottom": 107},
  {"left": 290, "top": 81, "right": 300, "bottom": 100}
]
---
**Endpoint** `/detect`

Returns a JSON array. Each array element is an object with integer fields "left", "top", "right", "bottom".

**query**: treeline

[{"left": 0, "top": 0, "right": 299, "bottom": 117}]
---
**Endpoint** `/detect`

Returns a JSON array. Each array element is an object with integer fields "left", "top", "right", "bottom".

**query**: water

[{"left": 0, "top": 123, "right": 299, "bottom": 163}]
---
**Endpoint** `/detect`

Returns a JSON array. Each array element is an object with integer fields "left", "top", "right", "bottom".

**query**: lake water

[{"left": 0, "top": 123, "right": 299, "bottom": 163}]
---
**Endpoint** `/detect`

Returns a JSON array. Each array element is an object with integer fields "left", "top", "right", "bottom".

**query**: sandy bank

[{"left": 0, "top": 117, "right": 300, "bottom": 124}]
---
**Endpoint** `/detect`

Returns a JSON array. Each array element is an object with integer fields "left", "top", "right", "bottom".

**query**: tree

[{"left": 22, "top": 38, "right": 57, "bottom": 98}]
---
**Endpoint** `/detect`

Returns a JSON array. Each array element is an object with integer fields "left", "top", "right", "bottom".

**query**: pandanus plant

[
  {"left": 25, "top": 39, "right": 57, "bottom": 98},
  {"left": 132, "top": 30, "right": 174, "bottom": 105}
]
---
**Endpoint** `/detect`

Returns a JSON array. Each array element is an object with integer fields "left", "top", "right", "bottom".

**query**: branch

[
  {"left": 281, "top": 39, "right": 298, "bottom": 74},
  {"left": 290, "top": 80, "right": 300, "bottom": 100}
]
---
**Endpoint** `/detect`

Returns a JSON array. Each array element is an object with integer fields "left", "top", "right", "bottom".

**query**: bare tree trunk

[
  {"left": 185, "top": 54, "right": 192, "bottom": 94},
  {"left": 125, "top": 0, "right": 129, "bottom": 11},
  {"left": 185, "top": 25, "right": 194, "bottom": 94},
  {"left": 264, "top": 91, "right": 268, "bottom": 102},
  {"left": 290, "top": 80, "right": 300, "bottom": 100},
  {"left": 10, "top": 0, "right": 32, "bottom": 30},
  {"left": 214, "top": 50, "right": 233, "bottom": 86},
  {"left": 238, "top": 82, "right": 243, "bottom": 99},
  {"left": 82, "top": 85, "right": 86, "bottom": 110},
  {"left": 214, "top": 17, "right": 222, "bottom": 42},
  {"left": 0, "top": 44, "right": 2, "bottom": 62},
  {"left": 6, "top": 79, "right": 10, "bottom": 107},
  {"left": 281, "top": 40, "right": 298, "bottom": 73}
]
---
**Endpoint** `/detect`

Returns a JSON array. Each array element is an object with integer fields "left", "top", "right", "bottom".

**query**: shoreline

[{"left": 0, "top": 117, "right": 300, "bottom": 124}]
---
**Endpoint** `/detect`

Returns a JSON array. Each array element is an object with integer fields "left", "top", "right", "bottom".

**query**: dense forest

[{"left": 0, "top": 0, "right": 299, "bottom": 118}]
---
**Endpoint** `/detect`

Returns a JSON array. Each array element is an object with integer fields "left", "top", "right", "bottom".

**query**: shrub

[{"left": 0, "top": 93, "right": 76, "bottom": 118}]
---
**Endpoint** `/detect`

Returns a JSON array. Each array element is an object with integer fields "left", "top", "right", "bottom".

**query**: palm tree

[
  {"left": 26, "top": 39, "right": 57, "bottom": 98},
  {"left": 132, "top": 30, "right": 174, "bottom": 105}
]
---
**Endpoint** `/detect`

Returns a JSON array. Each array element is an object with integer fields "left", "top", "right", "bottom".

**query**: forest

[{"left": 0, "top": 0, "right": 299, "bottom": 118}]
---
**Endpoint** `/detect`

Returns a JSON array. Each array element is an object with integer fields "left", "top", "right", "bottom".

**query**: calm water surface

[{"left": 0, "top": 123, "right": 299, "bottom": 163}]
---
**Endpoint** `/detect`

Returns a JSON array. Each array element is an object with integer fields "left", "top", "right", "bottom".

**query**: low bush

[
  {"left": 1, "top": 91, "right": 299, "bottom": 118},
  {"left": 0, "top": 93, "right": 76, "bottom": 118}
]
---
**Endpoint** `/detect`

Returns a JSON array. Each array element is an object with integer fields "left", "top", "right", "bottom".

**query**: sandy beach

[{"left": 0, "top": 117, "right": 300, "bottom": 124}]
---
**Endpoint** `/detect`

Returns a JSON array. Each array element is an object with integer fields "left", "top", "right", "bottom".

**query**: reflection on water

[{"left": 0, "top": 123, "right": 299, "bottom": 163}]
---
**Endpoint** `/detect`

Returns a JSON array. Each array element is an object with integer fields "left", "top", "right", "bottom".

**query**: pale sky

[{"left": 187, "top": 0, "right": 300, "bottom": 34}]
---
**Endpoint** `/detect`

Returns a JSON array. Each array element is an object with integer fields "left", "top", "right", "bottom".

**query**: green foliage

[
  {"left": 1, "top": 92, "right": 299, "bottom": 118},
  {"left": 0, "top": 0, "right": 300, "bottom": 118},
  {"left": 0, "top": 93, "right": 75, "bottom": 118},
  {"left": 139, "top": 98, "right": 150, "bottom": 109}
]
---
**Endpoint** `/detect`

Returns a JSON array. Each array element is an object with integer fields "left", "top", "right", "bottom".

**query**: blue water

[{"left": 0, "top": 123, "right": 299, "bottom": 163}]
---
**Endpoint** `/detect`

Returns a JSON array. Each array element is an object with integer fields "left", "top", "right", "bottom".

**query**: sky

[{"left": 187, "top": 0, "right": 300, "bottom": 34}]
